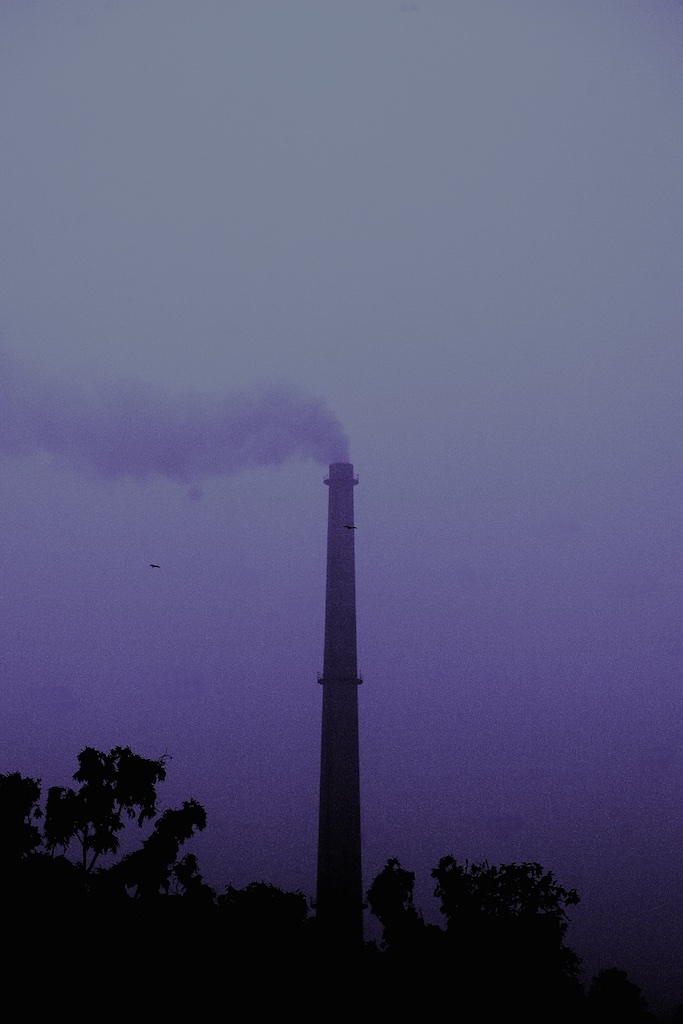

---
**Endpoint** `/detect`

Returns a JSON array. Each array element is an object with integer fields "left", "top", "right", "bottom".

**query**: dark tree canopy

[
  {"left": 365, "top": 856, "right": 432, "bottom": 955},
  {"left": 432, "top": 857, "right": 584, "bottom": 1015},
  {"left": 0, "top": 749, "right": 674, "bottom": 1020},
  {"left": 0, "top": 772, "right": 43, "bottom": 865},
  {"left": 112, "top": 798, "right": 210, "bottom": 899},
  {"left": 587, "top": 968, "right": 657, "bottom": 1023},
  {"left": 366, "top": 855, "right": 586, "bottom": 1021},
  {"left": 43, "top": 745, "right": 169, "bottom": 871},
  {"left": 0, "top": 744, "right": 212, "bottom": 919},
  {"left": 431, "top": 856, "right": 580, "bottom": 937}
]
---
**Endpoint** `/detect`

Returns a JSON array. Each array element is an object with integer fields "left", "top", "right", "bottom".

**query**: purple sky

[{"left": 1, "top": 0, "right": 682, "bottom": 1013}]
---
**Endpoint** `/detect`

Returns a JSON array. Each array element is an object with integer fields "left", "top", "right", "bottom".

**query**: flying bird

[
  {"left": 149, "top": 564, "right": 160, "bottom": 568},
  {"left": 344, "top": 525, "right": 357, "bottom": 529}
]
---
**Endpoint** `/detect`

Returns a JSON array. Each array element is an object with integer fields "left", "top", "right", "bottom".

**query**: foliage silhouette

[
  {"left": 0, "top": 749, "right": 678, "bottom": 1019},
  {"left": 216, "top": 880, "right": 313, "bottom": 968},
  {"left": 43, "top": 745, "right": 169, "bottom": 871},
  {"left": 432, "top": 856, "right": 585, "bottom": 1018},
  {"left": 365, "top": 856, "right": 442, "bottom": 957},
  {"left": 367, "top": 855, "right": 586, "bottom": 1020},
  {"left": 111, "top": 799, "right": 212, "bottom": 899},
  {"left": 0, "top": 745, "right": 213, "bottom": 925},
  {"left": 586, "top": 968, "right": 658, "bottom": 1023},
  {"left": 0, "top": 772, "right": 43, "bottom": 863},
  {"left": 363, "top": 856, "right": 673, "bottom": 1020},
  {"left": 366, "top": 856, "right": 420, "bottom": 938}
]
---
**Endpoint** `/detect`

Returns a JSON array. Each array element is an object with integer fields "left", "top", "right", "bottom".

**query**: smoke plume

[{"left": 0, "top": 347, "right": 350, "bottom": 493}]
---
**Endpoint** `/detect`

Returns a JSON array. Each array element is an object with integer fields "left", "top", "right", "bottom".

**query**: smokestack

[{"left": 315, "top": 462, "right": 363, "bottom": 949}]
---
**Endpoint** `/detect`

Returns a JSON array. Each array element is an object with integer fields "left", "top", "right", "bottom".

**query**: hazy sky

[{"left": 1, "top": 1, "right": 682, "bottom": 1013}]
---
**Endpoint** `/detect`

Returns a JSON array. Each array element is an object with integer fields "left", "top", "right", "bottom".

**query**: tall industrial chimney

[{"left": 316, "top": 462, "right": 363, "bottom": 949}]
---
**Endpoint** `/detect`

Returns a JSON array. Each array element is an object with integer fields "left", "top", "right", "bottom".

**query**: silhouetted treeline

[{"left": 0, "top": 746, "right": 677, "bottom": 1020}]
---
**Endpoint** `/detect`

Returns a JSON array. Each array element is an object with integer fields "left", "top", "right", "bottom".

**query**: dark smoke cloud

[{"left": 0, "top": 347, "right": 349, "bottom": 492}]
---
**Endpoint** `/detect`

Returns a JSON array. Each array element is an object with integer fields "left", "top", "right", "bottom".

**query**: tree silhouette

[
  {"left": 0, "top": 745, "right": 214, "bottom": 922},
  {"left": 431, "top": 857, "right": 584, "bottom": 1019},
  {"left": 0, "top": 772, "right": 43, "bottom": 865},
  {"left": 364, "top": 856, "right": 447, "bottom": 1013},
  {"left": 587, "top": 968, "right": 657, "bottom": 1022},
  {"left": 3, "top": 749, "right": 679, "bottom": 1019},
  {"left": 0, "top": 745, "right": 219, "bottom": 1009},
  {"left": 218, "top": 880, "right": 310, "bottom": 946},
  {"left": 43, "top": 745, "right": 168, "bottom": 871},
  {"left": 365, "top": 856, "right": 587, "bottom": 1020},
  {"left": 112, "top": 799, "right": 212, "bottom": 899},
  {"left": 365, "top": 856, "right": 441, "bottom": 956}
]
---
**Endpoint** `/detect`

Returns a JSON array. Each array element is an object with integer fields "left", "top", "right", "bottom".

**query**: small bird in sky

[
  {"left": 149, "top": 564, "right": 160, "bottom": 568},
  {"left": 344, "top": 525, "right": 357, "bottom": 529}
]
